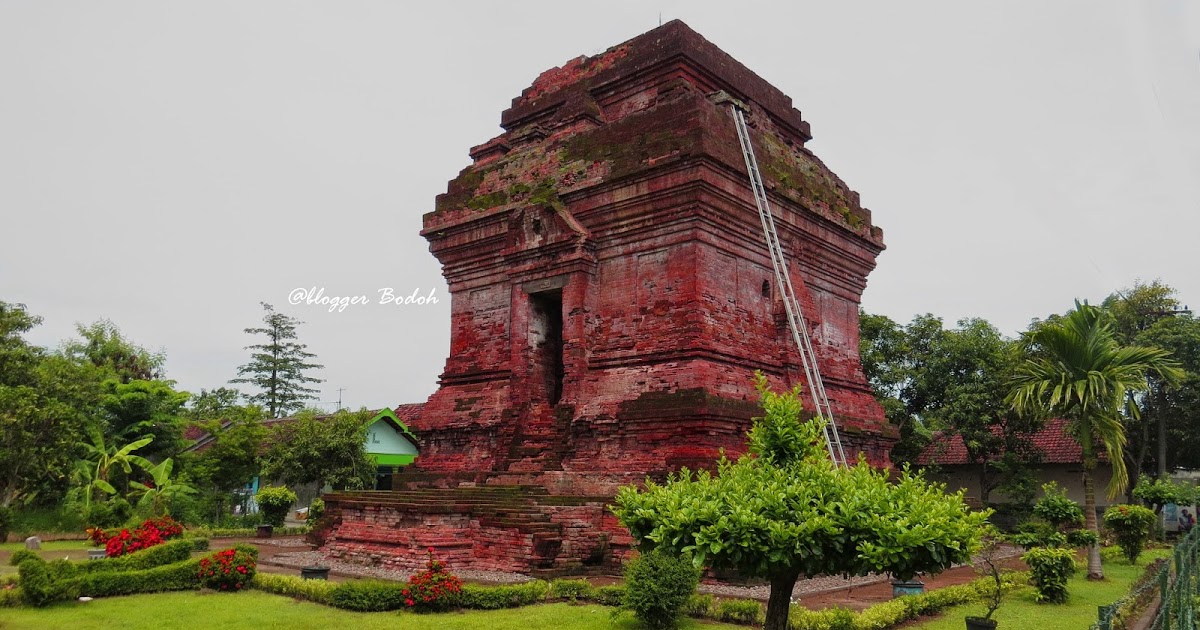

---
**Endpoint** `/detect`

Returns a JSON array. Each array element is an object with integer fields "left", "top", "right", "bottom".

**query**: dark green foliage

[
  {"left": 17, "top": 557, "right": 54, "bottom": 607},
  {"left": 231, "top": 303, "right": 323, "bottom": 418},
  {"left": 714, "top": 598, "right": 764, "bottom": 624},
  {"left": 548, "top": 578, "right": 593, "bottom": 602},
  {"left": 592, "top": 584, "right": 627, "bottom": 607},
  {"left": 1023, "top": 547, "right": 1077, "bottom": 603},
  {"left": 0, "top": 504, "right": 11, "bottom": 541},
  {"left": 190, "top": 537, "right": 210, "bottom": 552},
  {"left": 9, "top": 549, "right": 38, "bottom": 566},
  {"left": 1033, "top": 483, "right": 1084, "bottom": 529},
  {"left": 255, "top": 486, "right": 296, "bottom": 527},
  {"left": 456, "top": 581, "right": 549, "bottom": 609},
  {"left": 1104, "top": 505, "right": 1158, "bottom": 564},
  {"left": 78, "top": 538, "right": 194, "bottom": 573},
  {"left": 1133, "top": 477, "right": 1195, "bottom": 514},
  {"left": 1010, "top": 519, "right": 1067, "bottom": 550},
  {"left": 622, "top": 548, "right": 701, "bottom": 629},
  {"left": 328, "top": 580, "right": 407, "bottom": 611},
  {"left": 85, "top": 496, "right": 133, "bottom": 529},
  {"left": 1066, "top": 529, "right": 1101, "bottom": 549},
  {"left": 260, "top": 409, "right": 376, "bottom": 491},
  {"left": 67, "top": 557, "right": 201, "bottom": 598}
]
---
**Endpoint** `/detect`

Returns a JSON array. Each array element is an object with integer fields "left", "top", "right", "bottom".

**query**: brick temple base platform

[{"left": 318, "top": 479, "right": 633, "bottom": 575}]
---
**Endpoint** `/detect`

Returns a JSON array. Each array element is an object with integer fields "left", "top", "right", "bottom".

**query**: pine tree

[{"left": 231, "top": 303, "right": 324, "bottom": 417}]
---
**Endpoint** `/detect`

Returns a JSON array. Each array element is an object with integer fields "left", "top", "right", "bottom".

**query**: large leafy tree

[
  {"left": 98, "top": 378, "right": 190, "bottom": 461},
  {"left": 1138, "top": 315, "right": 1200, "bottom": 471},
  {"left": 860, "top": 311, "right": 1040, "bottom": 502},
  {"left": 231, "top": 303, "right": 324, "bottom": 418},
  {"left": 614, "top": 375, "right": 986, "bottom": 630},
  {"left": 259, "top": 408, "right": 375, "bottom": 491},
  {"left": 1101, "top": 280, "right": 1191, "bottom": 485},
  {"left": 1008, "top": 301, "right": 1182, "bottom": 580},
  {"left": 60, "top": 320, "right": 165, "bottom": 384},
  {"left": 0, "top": 302, "right": 96, "bottom": 507}
]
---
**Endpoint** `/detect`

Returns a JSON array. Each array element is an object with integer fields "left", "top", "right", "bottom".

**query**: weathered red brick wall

[
  {"left": 321, "top": 20, "right": 895, "bottom": 574},
  {"left": 412, "top": 20, "right": 892, "bottom": 481}
]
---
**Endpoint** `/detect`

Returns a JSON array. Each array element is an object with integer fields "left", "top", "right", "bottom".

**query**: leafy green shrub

[
  {"left": 17, "top": 557, "right": 54, "bottom": 607},
  {"left": 714, "top": 598, "right": 764, "bottom": 625},
  {"left": 255, "top": 486, "right": 297, "bottom": 528},
  {"left": 190, "top": 538, "right": 210, "bottom": 552},
  {"left": 1033, "top": 483, "right": 1084, "bottom": 529},
  {"left": 9, "top": 549, "right": 39, "bottom": 566},
  {"left": 622, "top": 548, "right": 701, "bottom": 629},
  {"left": 457, "top": 580, "right": 549, "bottom": 609},
  {"left": 592, "top": 584, "right": 626, "bottom": 607},
  {"left": 1104, "top": 505, "right": 1157, "bottom": 564},
  {"left": 1010, "top": 519, "right": 1067, "bottom": 550},
  {"left": 85, "top": 497, "right": 133, "bottom": 529},
  {"left": 329, "top": 580, "right": 407, "bottom": 611},
  {"left": 681, "top": 593, "right": 714, "bottom": 617},
  {"left": 1066, "top": 529, "right": 1100, "bottom": 549},
  {"left": 1023, "top": 547, "right": 1077, "bottom": 603},
  {"left": 184, "top": 525, "right": 308, "bottom": 539},
  {"left": 1133, "top": 477, "right": 1196, "bottom": 514},
  {"left": 251, "top": 573, "right": 338, "bottom": 605},
  {"left": 548, "top": 578, "right": 594, "bottom": 602},
  {"left": 307, "top": 497, "right": 324, "bottom": 524},
  {"left": 197, "top": 547, "right": 256, "bottom": 592}
]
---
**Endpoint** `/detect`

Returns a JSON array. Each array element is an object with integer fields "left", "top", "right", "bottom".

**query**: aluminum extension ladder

[{"left": 729, "top": 103, "right": 848, "bottom": 468}]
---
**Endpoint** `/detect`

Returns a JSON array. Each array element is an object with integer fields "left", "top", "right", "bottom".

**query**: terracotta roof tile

[{"left": 916, "top": 418, "right": 1105, "bottom": 466}]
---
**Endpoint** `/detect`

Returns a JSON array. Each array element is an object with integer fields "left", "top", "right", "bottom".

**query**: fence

[{"left": 1095, "top": 526, "right": 1200, "bottom": 630}]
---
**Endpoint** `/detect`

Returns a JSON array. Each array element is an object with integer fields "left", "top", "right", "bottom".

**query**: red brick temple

[{"left": 319, "top": 20, "right": 895, "bottom": 574}]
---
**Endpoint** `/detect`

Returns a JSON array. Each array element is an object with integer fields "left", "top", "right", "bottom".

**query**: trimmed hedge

[
  {"left": 593, "top": 584, "right": 626, "bottom": 606},
  {"left": 715, "top": 598, "right": 764, "bottom": 625},
  {"left": 547, "top": 578, "right": 594, "bottom": 602},
  {"left": 8, "top": 549, "right": 39, "bottom": 567},
  {"left": 184, "top": 526, "right": 308, "bottom": 539},
  {"left": 458, "top": 580, "right": 550, "bottom": 610},
  {"left": 65, "top": 557, "right": 202, "bottom": 599},
  {"left": 329, "top": 580, "right": 408, "bottom": 612},
  {"left": 788, "top": 572, "right": 1028, "bottom": 630},
  {"left": 78, "top": 539, "right": 195, "bottom": 573},
  {"left": 251, "top": 573, "right": 338, "bottom": 605}
]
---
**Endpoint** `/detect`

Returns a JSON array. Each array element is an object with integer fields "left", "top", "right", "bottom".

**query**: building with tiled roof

[{"left": 918, "top": 418, "right": 1115, "bottom": 508}]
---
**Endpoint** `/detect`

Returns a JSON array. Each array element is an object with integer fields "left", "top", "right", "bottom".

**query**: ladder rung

[{"left": 728, "top": 105, "right": 847, "bottom": 468}]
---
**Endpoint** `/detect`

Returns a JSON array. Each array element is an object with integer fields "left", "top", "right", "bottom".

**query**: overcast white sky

[{"left": 2, "top": 1, "right": 1198, "bottom": 412}]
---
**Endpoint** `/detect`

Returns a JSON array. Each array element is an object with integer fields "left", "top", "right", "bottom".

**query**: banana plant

[
  {"left": 129, "top": 458, "right": 195, "bottom": 516},
  {"left": 76, "top": 430, "right": 154, "bottom": 510}
]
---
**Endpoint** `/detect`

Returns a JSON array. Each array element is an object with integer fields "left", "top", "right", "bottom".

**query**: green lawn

[
  {"left": 0, "top": 540, "right": 91, "bottom": 553},
  {"left": 911, "top": 549, "right": 1170, "bottom": 630},
  {"left": 0, "top": 592, "right": 742, "bottom": 630}
]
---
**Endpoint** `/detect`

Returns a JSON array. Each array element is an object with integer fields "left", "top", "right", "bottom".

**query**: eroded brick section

[{"left": 322, "top": 19, "right": 895, "bottom": 574}]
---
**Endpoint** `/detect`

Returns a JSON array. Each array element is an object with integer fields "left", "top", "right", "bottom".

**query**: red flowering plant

[
  {"left": 100, "top": 516, "right": 185, "bottom": 557},
  {"left": 198, "top": 548, "right": 257, "bottom": 592},
  {"left": 87, "top": 527, "right": 110, "bottom": 547},
  {"left": 402, "top": 548, "right": 463, "bottom": 612}
]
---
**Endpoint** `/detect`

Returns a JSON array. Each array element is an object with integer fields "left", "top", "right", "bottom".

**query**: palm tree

[{"left": 1008, "top": 302, "right": 1182, "bottom": 579}]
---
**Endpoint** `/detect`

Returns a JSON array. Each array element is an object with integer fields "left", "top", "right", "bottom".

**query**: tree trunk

[
  {"left": 765, "top": 568, "right": 802, "bottom": 630},
  {"left": 1082, "top": 463, "right": 1104, "bottom": 580}
]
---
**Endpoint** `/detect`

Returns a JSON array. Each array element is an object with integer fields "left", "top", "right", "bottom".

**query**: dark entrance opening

[{"left": 529, "top": 290, "right": 564, "bottom": 405}]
